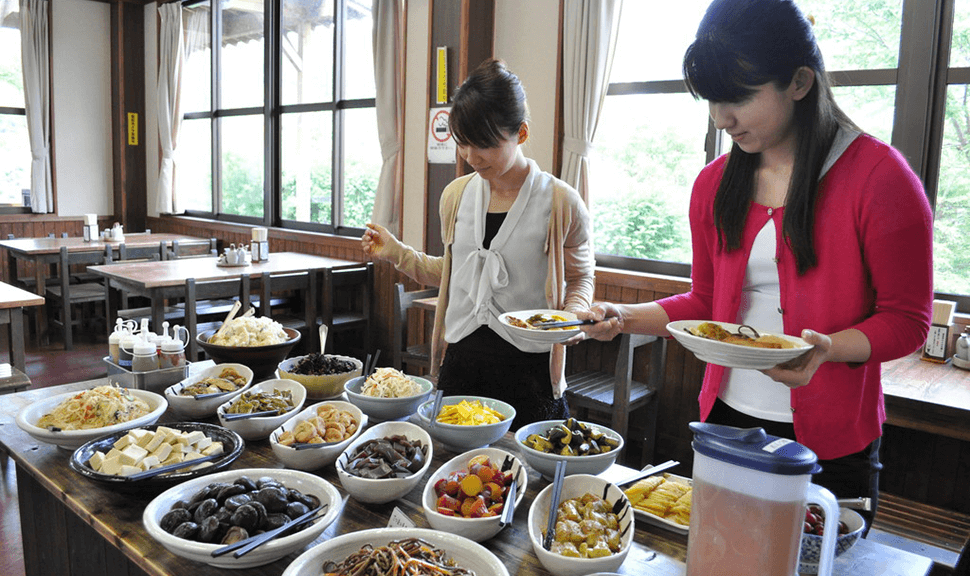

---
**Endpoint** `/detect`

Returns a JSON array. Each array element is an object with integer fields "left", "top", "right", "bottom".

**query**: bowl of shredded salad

[
  {"left": 343, "top": 367, "right": 434, "bottom": 422},
  {"left": 16, "top": 385, "right": 167, "bottom": 450}
]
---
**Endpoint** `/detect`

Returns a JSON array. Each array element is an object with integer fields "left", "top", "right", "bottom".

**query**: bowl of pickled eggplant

[
  {"left": 335, "top": 421, "right": 433, "bottom": 504},
  {"left": 142, "top": 468, "right": 341, "bottom": 569},
  {"left": 514, "top": 418, "right": 624, "bottom": 479}
]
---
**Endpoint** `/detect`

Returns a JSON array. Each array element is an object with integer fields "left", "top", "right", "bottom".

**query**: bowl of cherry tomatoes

[{"left": 798, "top": 504, "right": 865, "bottom": 573}]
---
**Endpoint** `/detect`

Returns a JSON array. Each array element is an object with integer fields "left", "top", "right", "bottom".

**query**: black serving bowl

[
  {"left": 69, "top": 421, "right": 245, "bottom": 493},
  {"left": 196, "top": 328, "right": 301, "bottom": 381}
]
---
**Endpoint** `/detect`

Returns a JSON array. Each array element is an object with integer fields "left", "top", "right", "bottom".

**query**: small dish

[
  {"left": 414, "top": 395, "right": 515, "bottom": 452},
  {"left": 336, "top": 421, "right": 433, "bottom": 504},
  {"left": 343, "top": 374, "right": 434, "bottom": 422},
  {"left": 666, "top": 320, "right": 812, "bottom": 370},
  {"left": 164, "top": 363, "right": 254, "bottom": 419},
  {"left": 270, "top": 400, "right": 367, "bottom": 471},
  {"left": 498, "top": 309, "right": 582, "bottom": 344},
  {"left": 798, "top": 507, "right": 866, "bottom": 574},
  {"left": 16, "top": 387, "right": 167, "bottom": 450},
  {"left": 514, "top": 419, "right": 624, "bottom": 479},
  {"left": 68, "top": 422, "right": 244, "bottom": 492},
  {"left": 278, "top": 354, "right": 362, "bottom": 400},
  {"left": 216, "top": 378, "right": 306, "bottom": 441},
  {"left": 625, "top": 472, "right": 692, "bottom": 535}
]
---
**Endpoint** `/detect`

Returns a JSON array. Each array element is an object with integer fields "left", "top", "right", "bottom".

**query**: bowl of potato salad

[{"left": 197, "top": 318, "right": 301, "bottom": 381}]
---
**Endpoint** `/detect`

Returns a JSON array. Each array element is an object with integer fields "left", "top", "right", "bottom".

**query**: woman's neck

[
  {"left": 754, "top": 138, "right": 797, "bottom": 208},
  {"left": 487, "top": 152, "right": 529, "bottom": 212}
]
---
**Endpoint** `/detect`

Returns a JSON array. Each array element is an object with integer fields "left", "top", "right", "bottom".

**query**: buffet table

[{"left": 0, "top": 373, "right": 934, "bottom": 576}]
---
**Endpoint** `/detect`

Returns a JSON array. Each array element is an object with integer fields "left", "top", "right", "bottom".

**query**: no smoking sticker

[{"left": 428, "top": 107, "right": 456, "bottom": 164}]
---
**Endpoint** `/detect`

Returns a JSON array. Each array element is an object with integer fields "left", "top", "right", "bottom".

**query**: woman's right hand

[
  {"left": 361, "top": 223, "right": 395, "bottom": 260},
  {"left": 570, "top": 303, "right": 625, "bottom": 343}
]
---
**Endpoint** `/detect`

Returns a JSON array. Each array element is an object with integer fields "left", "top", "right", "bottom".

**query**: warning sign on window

[{"left": 427, "top": 107, "right": 455, "bottom": 164}]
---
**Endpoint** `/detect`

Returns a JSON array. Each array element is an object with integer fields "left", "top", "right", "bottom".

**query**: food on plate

[
  {"left": 37, "top": 385, "right": 151, "bottom": 431},
  {"left": 158, "top": 475, "right": 321, "bottom": 544},
  {"left": 288, "top": 353, "right": 358, "bottom": 376},
  {"left": 361, "top": 367, "right": 423, "bottom": 398},
  {"left": 179, "top": 367, "right": 248, "bottom": 396},
  {"left": 522, "top": 417, "right": 620, "bottom": 456},
  {"left": 544, "top": 492, "right": 623, "bottom": 558},
  {"left": 804, "top": 503, "right": 849, "bottom": 536},
  {"left": 343, "top": 435, "right": 427, "bottom": 479},
  {"left": 506, "top": 312, "right": 569, "bottom": 330},
  {"left": 432, "top": 454, "right": 513, "bottom": 518},
  {"left": 687, "top": 321, "right": 796, "bottom": 349},
  {"left": 225, "top": 388, "right": 295, "bottom": 416},
  {"left": 208, "top": 316, "right": 288, "bottom": 347},
  {"left": 435, "top": 399, "right": 506, "bottom": 426},
  {"left": 277, "top": 403, "right": 359, "bottom": 445},
  {"left": 321, "top": 537, "right": 473, "bottom": 575},
  {"left": 624, "top": 474, "right": 692, "bottom": 525},
  {"left": 87, "top": 426, "right": 224, "bottom": 477}
]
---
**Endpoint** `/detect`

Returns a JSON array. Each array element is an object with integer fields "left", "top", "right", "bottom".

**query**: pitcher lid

[{"left": 690, "top": 422, "right": 822, "bottom": 475}]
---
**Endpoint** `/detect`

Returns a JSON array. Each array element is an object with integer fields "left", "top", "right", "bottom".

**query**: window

[
  {"left": 179, "top": 0, "right": 379, "bottom": 235},
  {"left": 592, "top": 0, "right": 970, "bottom": 310},
  {"left": 0, "top": 4, "right": 30, "bottom": 209}
]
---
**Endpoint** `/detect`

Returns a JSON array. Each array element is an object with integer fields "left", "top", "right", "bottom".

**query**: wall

[
  {"left": 145, "top": 2, "right": 159, "bottom": 219},
  {"left": 50, "top": 0, "right": 112, "bottom": 217}
]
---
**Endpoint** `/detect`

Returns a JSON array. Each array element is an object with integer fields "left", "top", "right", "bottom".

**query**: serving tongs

[
  {"left": 124, "top": 452, "right": 223, "bottom": 481},
  {"left": 220, "top": 409, "right": 282, "bottom": 422},
  {"left": 542, "top": 460, "right": 567, "bottom": 550},
  {"left": 211, "top": 504, "right": 327, "bottom": 558},
  {"left": 616, "top": 459, "right": 680, "bottom": 487},
  {"left": 499, "top": 454, "right": 520, "bottom": 528},
  {"left": 427, "top": 389, "right": 444, "bottom": 432},
  {"left": 532, "top": 319, "right": 597, "bottom": 330}
]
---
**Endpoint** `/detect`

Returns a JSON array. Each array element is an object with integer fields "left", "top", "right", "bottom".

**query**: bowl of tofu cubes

[{"left": 68, "top": 422, "right": 245, "bottom": 492}]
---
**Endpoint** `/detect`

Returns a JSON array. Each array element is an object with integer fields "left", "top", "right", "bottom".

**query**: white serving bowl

[
  {"left": 343, "top": 374, "right": 434, "bottom": 422},
  {"left": 528, "top": 474, "right": 635, "bottom": 576},
  {"left": 421, "top": 447, "right": 527, "bottom": 542},
  {"left": 280, "top": 527, "right": 509, "bottom": 576},
  {"left": 143, "top": 467, "right": 341, "bottom": 569},
  {"left": 16, "top": 387, "right": 167, "bottom": 450},
  {"left": 798, "top": 507, "right": 866, "bottom": 574},
  {"left": 415, "top": 395, "right": 516, "bottom": 451},
  {"left": 216, "top": 378, "right": 306, "bottom": 441},
  {"left": 164, "top": 363, "right": 254, "bottom": 419},
  {"left": 514, "top": 419, "right": 624, "bottom": 479},
  {"left": 270, "top": 400, "right": 367, "bottom": 471},
  {"left": 336, "top": 421, "right": 433, "bottom": 504}
]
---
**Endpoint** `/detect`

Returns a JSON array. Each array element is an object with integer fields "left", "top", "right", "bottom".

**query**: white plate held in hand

[
  {"left": 498, "top": 309, "right": 582, "bottom": 344},
  {"left": 666, "top": 320, "right": 812, "bottom": 370}
]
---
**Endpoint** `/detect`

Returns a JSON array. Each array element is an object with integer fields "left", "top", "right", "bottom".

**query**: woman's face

[
  {"left": 456, "top": 129, "right": 522, "bottom": 182},
  {"left": 708, "top": 82, "right": 799, "bottom": 157}
]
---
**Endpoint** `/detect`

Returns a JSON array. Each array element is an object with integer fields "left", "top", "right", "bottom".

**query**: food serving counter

[{"left": 0, "top": 371, "right": 934, "bottom": 576}]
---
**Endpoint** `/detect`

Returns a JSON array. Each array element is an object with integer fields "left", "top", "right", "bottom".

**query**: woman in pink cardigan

[{"left": 579, "top": 0, "right": 933, "bottom": 530}]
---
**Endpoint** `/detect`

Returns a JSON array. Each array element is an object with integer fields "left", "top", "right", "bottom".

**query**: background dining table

[
  {"left": 0, "top": 281, "right": 44, "bottom": 373},
  {"left": 0, "top": 367, "right": 935, "bottom": 576},
  {"left": 87, "top": 251, "right": 361, "bottom": 339}
]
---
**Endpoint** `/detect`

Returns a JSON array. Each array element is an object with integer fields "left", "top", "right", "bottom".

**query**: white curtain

[
  {"left": 369, "top": 0, "right": 405, "bottom": 235},
  {"left": 20, "top": 0, "right": 51, "bottom": 213},
  {"left": 560, "top": 0, "right": 622, "bottom": 203},
  {"left": 156, "top": 2, "right": 184, "bottom": 214}
]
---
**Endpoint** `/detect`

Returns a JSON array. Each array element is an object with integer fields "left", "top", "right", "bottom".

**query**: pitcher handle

[{"left": 807, "top": 483, "right": 840, "bottom": 576}]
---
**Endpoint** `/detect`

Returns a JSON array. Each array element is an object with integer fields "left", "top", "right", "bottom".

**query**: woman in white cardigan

[{"left": 362, "top": 59, "right": 595, "bottom": 427}]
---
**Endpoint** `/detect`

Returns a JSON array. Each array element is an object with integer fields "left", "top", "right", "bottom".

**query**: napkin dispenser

[
  {"left": 251, "top": 227, "right": 269, "bottom": 262},
  {"left": 922, "top": 299, "right": 956, "bottom": 363},
  {"left": 82, "top": 214, "right": 98, "bottom": 242}
]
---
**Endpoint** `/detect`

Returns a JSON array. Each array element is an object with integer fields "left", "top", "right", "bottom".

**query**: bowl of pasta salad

[
  {"left": 343, "top": 368, "right": 434, "bottom": 422},
  {"left": 196, "top": 321, "right": 301, "bottom": 381},
  {"left": 16, "top": 385, "right": 168, "bottom": 450}
]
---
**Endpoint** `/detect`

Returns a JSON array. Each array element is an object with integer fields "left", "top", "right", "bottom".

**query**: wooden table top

[
  {"left": 0, "top": 233, "right": 209, "bottom": 256},
  {"left": 88, "top": 252, "right": 360, "bottom": 290},
  {"left": 0, "top": 374, "right": 934, "bottom": 576},
  {"left": 0, "top": 281, "right": 44, "bottom": 308}
]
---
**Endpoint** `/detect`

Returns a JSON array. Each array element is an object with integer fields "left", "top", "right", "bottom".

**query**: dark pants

[
  {"left": 437, "top": 326, "right": 569, "bottom": 430},
  {"left": 707, "top": 398, "right": 881, "bottom": 535}
]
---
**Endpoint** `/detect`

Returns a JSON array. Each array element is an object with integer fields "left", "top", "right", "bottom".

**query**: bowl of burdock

[{"left": 278, "top": 353, "right": 363, "bottom": 400}]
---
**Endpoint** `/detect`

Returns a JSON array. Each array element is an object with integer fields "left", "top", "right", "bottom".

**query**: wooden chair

[
  {"left": 392, "top": 283, "right": 437, "bottom": 374},
  {"left": 565, "top": 333, "right": 667, "bottom": 467},
  {"left": 168, "top": 238, "right": 218, "bottom": 260},
  {"left": 253, "top": 271, "right": 318, "bottom": 347},
  {"left": 956, "top": 538, "right": 969, "bottom": 576},
  {"left": 320, "top": 262, "right": 373, "bottom": 358},
  {"left": 45, "top": 246, "right": 108, "bottom": 350},
  {"left": 184, "top": 275, "right": 252, "bottom": 362}
]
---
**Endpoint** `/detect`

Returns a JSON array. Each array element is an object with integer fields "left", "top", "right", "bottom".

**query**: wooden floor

[{"left": 1, "top": 326, "right": 108, "bottom": 576}]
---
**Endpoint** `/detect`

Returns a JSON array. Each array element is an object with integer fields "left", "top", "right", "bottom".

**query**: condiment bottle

[
  {"left": 159, "top": 325, "right": 187, "bottom": 369},
  {"left": 118, "top": 329, "right": 139, "bottom": 370},
  {"left": 131, "top": 332, "right": 159, "bottom": 373},
  {"left": 956, "top": 327, "right": 970, "bottom": 362},
  {"left": 108, "top": 319, "right": 128, "bottom": 365}
]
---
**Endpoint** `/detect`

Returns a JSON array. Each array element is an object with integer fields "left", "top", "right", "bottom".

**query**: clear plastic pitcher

[{"left": 685, "top": 422, "right": 839, "bottom": 576}]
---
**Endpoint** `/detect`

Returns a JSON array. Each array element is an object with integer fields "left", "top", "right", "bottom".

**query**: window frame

[
  {"left": 180, "top": 0, "right": 376, "bottom": 238},
  {"left": 595, "top": 0, "right": 970, "bottom": 312},
  {"left": 0, "top": 14, "right": 33, "bottom": 215}
]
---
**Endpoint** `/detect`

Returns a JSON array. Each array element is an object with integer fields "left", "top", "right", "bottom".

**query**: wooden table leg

[{"left": 7, "top": 308, "right": 26, "bottom": 372}]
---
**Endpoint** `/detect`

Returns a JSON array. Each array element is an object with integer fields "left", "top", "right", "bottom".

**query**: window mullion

[
  {"left": 265, "top": 0, "right": 280, "bottom": 227},
  {"left": 331, "top": 0, "right": 346, "bottom": 228},
  {"left": 213, "top": 2, "right": 224, "bottom": 216}
]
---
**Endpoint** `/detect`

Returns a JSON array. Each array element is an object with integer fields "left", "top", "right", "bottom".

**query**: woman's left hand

[{"left": 761, "top": 329, "right": 833, "bottom": 389}]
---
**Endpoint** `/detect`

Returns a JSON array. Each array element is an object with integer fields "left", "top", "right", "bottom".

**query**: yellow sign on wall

[
  {"left": 436, "top": 47, "right": 448, "bottom": 105},
  {"left": 127, "top": 112, "right": 138, "bottom": 146}
]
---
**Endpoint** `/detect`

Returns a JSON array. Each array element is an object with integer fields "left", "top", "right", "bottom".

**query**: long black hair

[
  {"left": 449, "top": 59, "right": 530, "bottom": 149},
  {"left": 683, "top": 0, "right": 858, "bottom": 274}
]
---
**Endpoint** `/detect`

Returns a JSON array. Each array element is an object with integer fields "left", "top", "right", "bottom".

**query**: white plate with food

[
  {"left": 622, "top": 472, "right": 692, "bottom": 535},
  {"left": 498, "top": 309, "right": 582, "bottom": 343},
  {"left": 666, "top": 320, "right": 812, "bottom": 370}
]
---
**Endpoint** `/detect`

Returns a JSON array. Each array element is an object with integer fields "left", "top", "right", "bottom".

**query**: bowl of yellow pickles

[{"left": 415, "top": 395, "right": 516, "bottom": 451}]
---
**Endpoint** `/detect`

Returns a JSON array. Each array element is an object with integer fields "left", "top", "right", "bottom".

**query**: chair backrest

[
  {"left": 392, "top": 282, "right": 438, "bottom": 371},
  {"left": 956, "top": 538, "right": 970, "bottom": 576},
  {"left": 117, "top": 242, "right": 164, "bottom": 263},
  {"left": 170, "top": 238, "right": 218, "bottom": 260},
  {"left": 184, "top": 275, "right": 252, "bottom": 361}
]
